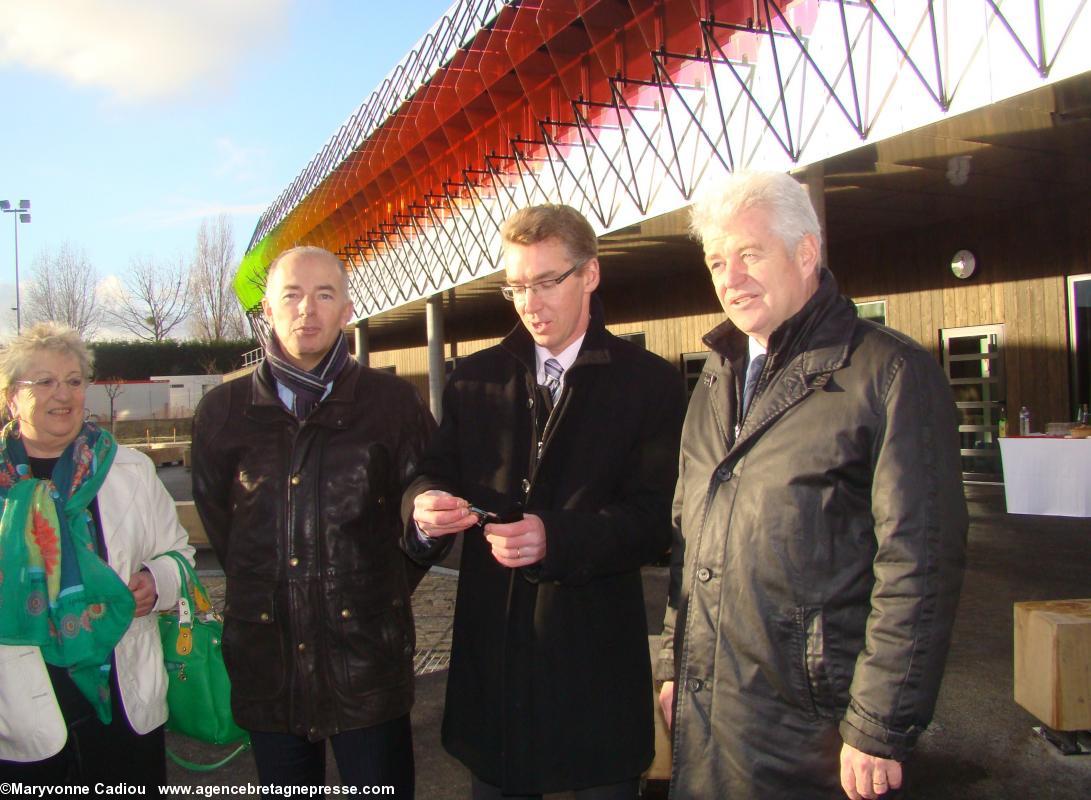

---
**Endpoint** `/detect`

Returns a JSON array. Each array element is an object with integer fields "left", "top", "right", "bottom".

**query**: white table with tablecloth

[{"left": 998, "top": 436, "right": 1091, "bottom": 517}]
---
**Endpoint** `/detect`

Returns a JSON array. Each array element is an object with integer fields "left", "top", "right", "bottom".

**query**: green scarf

[{"left": 0, "top": 420, "right": 136, "bottom": 723}]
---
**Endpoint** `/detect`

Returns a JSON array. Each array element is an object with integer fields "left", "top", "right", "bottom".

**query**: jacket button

[
  {"left": 297, "top": 643, "right": 306, "bottom": 653},
  {"left": 288, "top": 557, "right": 299, "bottom": 567},
  {"left": 377, "top": 496, "right": 385, "bottom": 506},
  {"left": 696, "top": 567, "right": 712, "bottom": 582},
  {"left": 341, "top": 608, "right": 352, "bottom": 619},
  {"left": 715, "top": 466, "right": 732, "bottom": 481},
  {"left": 527, "top": 397, "right": 534, "bottom": 408},
  {"left": 686, "top": 677, "right": 704, "bottom": 692},
  {"left": 259, "top": 612, "right": 270, "bottom": 622},
  {"left": 392, "top": 598, "right": 404, "bottom": 608},
  {"left": 290, "top": 474, "right": 301, "bottom": 486},
  {"left": 521, "top": 478, "right": 530, "bottom": 495}
]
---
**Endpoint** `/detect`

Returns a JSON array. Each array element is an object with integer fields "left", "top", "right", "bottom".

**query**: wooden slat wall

[
  {"left": 368, "top": 313, "right": 728, "bottom": 399},
  {"left": 836, "top": 193, "right": 1089, "bottom": 426},
  {"left": 366, "top": 190, "right": 1088, "bottom": 428}
]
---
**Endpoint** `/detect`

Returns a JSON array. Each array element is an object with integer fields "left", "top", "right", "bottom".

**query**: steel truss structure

[{"left": 237, "top": 0, "right": 1090, "bottom": 319}]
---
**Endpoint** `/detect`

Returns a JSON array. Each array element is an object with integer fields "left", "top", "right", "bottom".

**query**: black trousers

[
  {"left": 0, "top": 705, "right": 165, "bottom": 795},
  {"left": 470, "top": 773, "right": 640, "bottom": 800},
  {"left": 250, "top": 714, "right": 415, "bottom": 799}
]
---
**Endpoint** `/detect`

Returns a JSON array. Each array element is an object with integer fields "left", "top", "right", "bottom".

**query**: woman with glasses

[{"left": 0, "top": 322, "right": 193, "bottom": 791}]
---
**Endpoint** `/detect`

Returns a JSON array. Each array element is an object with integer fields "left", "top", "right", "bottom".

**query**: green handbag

[{"left": 157, "top": 551, "right": 250, "bottom": 770}]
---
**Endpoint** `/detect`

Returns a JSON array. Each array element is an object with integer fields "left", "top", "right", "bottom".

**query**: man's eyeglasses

[
  {"left": 500, "top": 262, "right": 583, "bottom": 302},
  {"left": 14, "top": 377, "right": 86, "bottom": 393}
]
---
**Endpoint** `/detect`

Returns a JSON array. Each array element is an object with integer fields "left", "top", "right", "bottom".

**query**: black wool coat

[{"left": 402, "top": 301, "right": 686, "bottom": 794}]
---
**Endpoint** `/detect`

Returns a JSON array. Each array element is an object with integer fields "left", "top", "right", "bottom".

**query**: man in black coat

[
  {"left": 659, "top": 172, "right": 967, "bottom": 799},
  {"left": 193, "top": 246, "right": 433, "bottom": 796},
  {"left": 403, "top": 204, "right": 685, "bottom": 799}
]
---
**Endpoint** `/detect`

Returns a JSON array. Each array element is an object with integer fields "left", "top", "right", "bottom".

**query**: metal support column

[
  {"left": 799, "top": 164, "right": 828, "bottom": 269},
  {"left": 354, "top": 319, "right": 370, "bottom": 367},
  {"left": 426, "top": 294, "right": 446, "bottom": 422}
]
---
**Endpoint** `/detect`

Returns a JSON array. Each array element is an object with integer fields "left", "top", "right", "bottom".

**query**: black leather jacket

[{"left": 192, "top": 360, "right": 435, "bottom": 739}]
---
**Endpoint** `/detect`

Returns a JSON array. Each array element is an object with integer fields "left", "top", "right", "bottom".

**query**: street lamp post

[{"left": 1, "top": 199, "right": 32, "bottom": 334}]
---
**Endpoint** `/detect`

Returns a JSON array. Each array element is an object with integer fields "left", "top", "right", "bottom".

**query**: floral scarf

[{"left": 0, "top": 420, "right": 135, "bottom": 724}]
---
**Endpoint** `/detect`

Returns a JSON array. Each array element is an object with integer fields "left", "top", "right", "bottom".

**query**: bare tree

[
  {"left": 102, "top": 379, "right": 125, "bottom": 432},
  {"left": 190, "top": 215, "right": 247, "bottom": 341},
  {"left": 105, "top": 255, "right": 191, "bottom": 341},
  {"left": 24, "top": 242, "right": 103, "bottom": 338}
]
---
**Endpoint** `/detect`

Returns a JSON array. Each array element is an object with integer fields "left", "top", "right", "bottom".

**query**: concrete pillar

[
  {"left": 354, "top": 319, "right": 369, "bottom": 367},
  {"left": 426, "top": 294, "right": 445, "bottom": 422},
  {"left": 800, "top": 163, "right": 828, "bottom": 268}
]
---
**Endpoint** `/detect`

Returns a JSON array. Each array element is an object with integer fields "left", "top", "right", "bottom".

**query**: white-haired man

[{"left": 658, "top": 172, "right": 967, "bottom": 799}]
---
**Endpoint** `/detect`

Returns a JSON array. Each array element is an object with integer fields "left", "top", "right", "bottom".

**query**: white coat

[{"left": 0, "top": 445, "right": 194, "bottom": 762}]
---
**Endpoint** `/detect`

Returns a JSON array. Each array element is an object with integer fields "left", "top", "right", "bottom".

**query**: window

[
  {"left": 855, "top": 300, "right": 886, "bottom": 325},
  {"left": 681, "top": 351, "right": 709, "bottom": 398},
  {"left": 615, "top": 332, "right": 647, "bottom": 349}
]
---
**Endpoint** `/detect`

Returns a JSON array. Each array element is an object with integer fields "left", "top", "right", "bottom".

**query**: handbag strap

[
  {"left": 167, "top": 742, "right": 251, "bottom": 772},
  {"left": 158, "top": 550, "right": 213, "bottom": 656},
  {"left": 158, "top": 550, "right": 214, "bottom": 615}
]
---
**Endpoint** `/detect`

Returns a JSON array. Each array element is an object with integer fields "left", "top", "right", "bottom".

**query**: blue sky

[{"left": 0, "top": 0, "right": 455, "bottom": 338}]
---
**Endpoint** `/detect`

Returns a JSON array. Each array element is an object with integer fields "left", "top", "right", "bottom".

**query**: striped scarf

[{"left": 258, "top": 327, "right": 351, "bottom": 418}]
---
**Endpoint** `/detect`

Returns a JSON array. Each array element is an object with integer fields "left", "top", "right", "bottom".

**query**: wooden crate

[{"left": 1014, "top": 599, "right": 1091, "bottom": 730}]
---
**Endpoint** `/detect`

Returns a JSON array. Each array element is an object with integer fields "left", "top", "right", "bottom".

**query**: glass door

[{"left": 941, "top": 324, "right": 1005, "bottom": 483}]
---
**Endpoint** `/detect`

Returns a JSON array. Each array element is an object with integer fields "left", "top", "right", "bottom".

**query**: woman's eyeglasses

[{"left": 14, "top": 377, "right": 86, "bottom": 393}]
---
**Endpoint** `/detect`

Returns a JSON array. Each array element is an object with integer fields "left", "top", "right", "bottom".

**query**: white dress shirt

[{"left": 535, "top": 334, "right": 585, "bottom": 395}]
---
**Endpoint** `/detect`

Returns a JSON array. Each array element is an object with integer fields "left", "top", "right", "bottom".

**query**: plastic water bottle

[{"left": 1019, "top": 406, "right": 1031, "bottom": 436}]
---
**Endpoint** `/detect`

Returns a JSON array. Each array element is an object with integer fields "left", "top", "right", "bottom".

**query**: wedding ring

[{"left": 517, "top": 547, "right": 523, "bottom": 558}]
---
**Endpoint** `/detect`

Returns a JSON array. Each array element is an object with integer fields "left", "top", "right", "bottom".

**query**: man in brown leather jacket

[
  {"left": 659, "top": 173, "right": 967, "bottom": 800},
  {"left": 192, "top": 246, "right": 434, "bottom": 796}
]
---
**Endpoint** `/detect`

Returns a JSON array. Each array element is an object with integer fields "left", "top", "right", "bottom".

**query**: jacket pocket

[
  {"left": 221, "top": 578, "right": 285, "bottom": 700},
  {"left": 796, "top": 605, "right": 840, "bottom": 720},
  {"left": 335, "top": 591, "right": 414, "bottom": 695}
]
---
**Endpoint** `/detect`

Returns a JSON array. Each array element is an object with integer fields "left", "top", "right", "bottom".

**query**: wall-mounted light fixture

[
  {"left": 946, "top": 155, "right": 972, "bottom": 186},
  {"left": 951, "top": 249, "right": 977, "bottom": 280}
]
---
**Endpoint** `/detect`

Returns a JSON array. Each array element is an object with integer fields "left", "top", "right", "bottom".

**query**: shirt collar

[
  {"left": 747, "top": 336, "right": 767, "bottom": 364},
  {"left": 274, "top": 378, "right": 333, "bottom": 412},
  {"left": 535, "top": 334, "right": 586, "bottom": 385}
]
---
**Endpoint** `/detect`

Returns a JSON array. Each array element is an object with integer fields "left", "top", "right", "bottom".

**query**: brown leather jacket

[{"left": 192, "top": 360, "right": 435, "bottom": 739}]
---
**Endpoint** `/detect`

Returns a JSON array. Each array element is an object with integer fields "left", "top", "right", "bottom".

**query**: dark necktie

[
  {"left": 543, "top": 358, "right": 564, "bottom": 404},
  {"left": 742, "top": 353, "right": 767, "bottom": 417}
]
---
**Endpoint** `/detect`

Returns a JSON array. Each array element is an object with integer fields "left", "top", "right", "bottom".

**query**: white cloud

[
  {"left": 214, "top": 137, "right": 269, "bottom": 181},
  {"left": 0, "top": 1, "right": 289, "bottom": 102},
  {"left": 115, "top": 201, "right": 268, "bottom": 230},
  {"left": 97, "top": 273, "right": 127, "bottom": 304}
]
